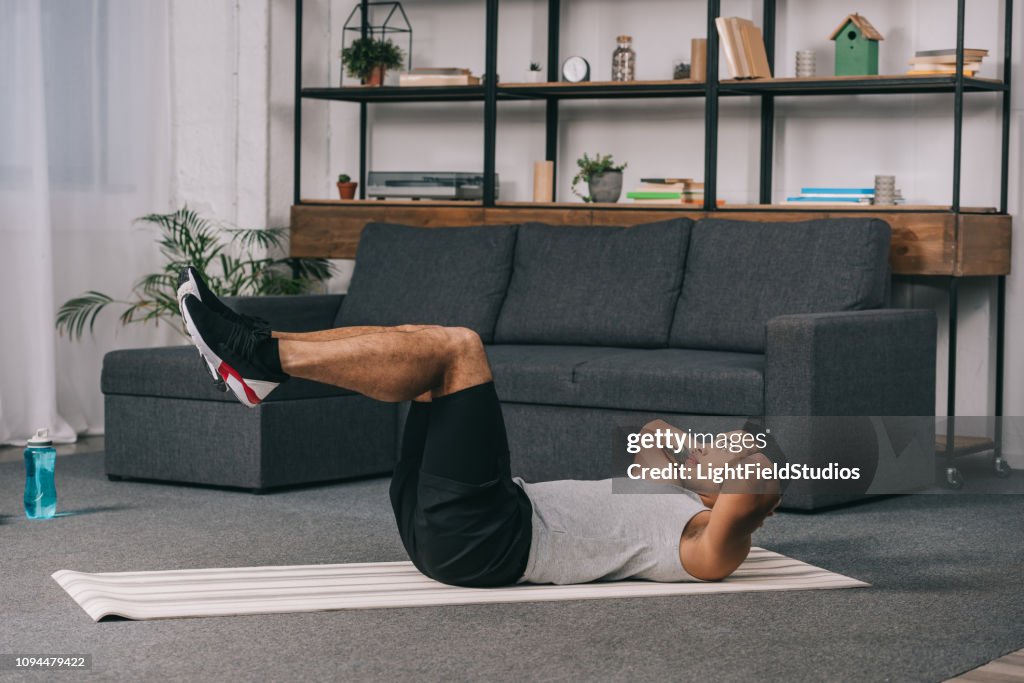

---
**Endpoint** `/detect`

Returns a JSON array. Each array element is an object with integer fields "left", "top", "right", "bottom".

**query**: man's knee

[{"left": 446, "top": 326, "right": 484, "bottom": 356}]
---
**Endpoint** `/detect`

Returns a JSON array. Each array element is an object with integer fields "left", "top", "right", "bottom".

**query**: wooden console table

[{"left": 291, "top": 201, "right": 1010, "bottom": 277}]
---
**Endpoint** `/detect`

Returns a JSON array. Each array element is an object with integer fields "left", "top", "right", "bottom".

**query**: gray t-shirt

[{"left": 513, "top": 477, "right": 709, "bottom": 585}]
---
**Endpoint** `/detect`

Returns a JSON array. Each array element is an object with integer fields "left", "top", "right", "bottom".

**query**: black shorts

[{"left": 388, "top": 382, "right": 533, "bottom": 587}]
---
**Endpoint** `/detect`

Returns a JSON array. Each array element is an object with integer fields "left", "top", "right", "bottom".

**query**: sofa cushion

[
  {"left": 486, "top": 345, "right": 764, "bottom": 415},
  {"left": 486, "top": 345, "right": 631, "bottom": 406},
  {"left": 573, "top": 348, "right": 764, "bottom": 415},
  {"left": 493, "top": 219, "right": 692, "bottom": 347},
  {"left": 337, "top": 222, "right": 517, "bottom": 342},
  {"left": 102, "top": 347, "right": 352, "bottom": 403},
  {"left": 670, "top": 218, "right": 891, "bottom": 353}
]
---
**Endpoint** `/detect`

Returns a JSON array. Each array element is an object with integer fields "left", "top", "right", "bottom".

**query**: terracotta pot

[
  {"left": 336, "top": 181, "right": 358, "bottom": 200},
  {"left": 363, "top": 66, "right": 386, "bottom": 87}
]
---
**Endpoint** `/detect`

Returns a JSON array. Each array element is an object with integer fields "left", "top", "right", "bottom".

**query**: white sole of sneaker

[
  {"left": 179, "top": 297, "right": 277, "bottom": 408},
  {"left": 177, "top": 277, "right": 222, "bottom": 385}
]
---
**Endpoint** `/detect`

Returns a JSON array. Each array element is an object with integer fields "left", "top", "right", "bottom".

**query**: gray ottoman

[{"left": 101, "top": 295, "right": 398, "bottom": 492}]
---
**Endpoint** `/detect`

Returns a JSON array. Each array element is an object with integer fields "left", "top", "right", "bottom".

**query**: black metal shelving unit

[{"left": 293, "top": 0, "right": 1015, "bottom": 487}]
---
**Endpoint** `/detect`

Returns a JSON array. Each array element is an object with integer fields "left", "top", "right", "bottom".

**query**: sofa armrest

[
  {"left": 221, "top": 294, "right": 344, "bottom": 333},
  {"left": 765, "top": 309, "right": 937, "bottom": 416}
]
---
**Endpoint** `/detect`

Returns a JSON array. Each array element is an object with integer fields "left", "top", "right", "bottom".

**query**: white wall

[
  {"left": 169, "top": 0, "right": 1023, "bottom": 457},
  {"left": 170, "top": 0, "right": 270, "bottom": 225}
]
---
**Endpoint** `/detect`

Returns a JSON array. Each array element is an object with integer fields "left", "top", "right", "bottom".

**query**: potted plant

[
  {"left": 341, "top": 37, "right": 405, "bottom": 86},
  {"left": 336, "top": 173, "right": 358, "bottom": 199},
  {"left": 56, "top": 208, "right": 333, "bottom": 340},
  {"left": 524, "top": 61, "right": 544, "bottom": 83},
  {"left": 571, "top": 153, "right": 627, "bottom": 203}
]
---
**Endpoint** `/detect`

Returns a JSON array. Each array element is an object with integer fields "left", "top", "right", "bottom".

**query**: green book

[{"left": 626, "top": 191, "right": 682, "bottom": 199}]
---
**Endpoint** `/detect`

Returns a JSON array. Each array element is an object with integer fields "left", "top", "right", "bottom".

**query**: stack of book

[
  {"left": 714, "top": 17, "right": 772, "bottom": 79},
  {"left": 786, "top": 188, "right": 871, "bottom": 205},
  {"left": 627, "top": 178, "right": 722, "bottom": 206},
  {"left": 784, "top": 187, "right": 906, "bottom": 205},
  {"left": 907, "top": 48, "right": 988, "bottom": 76},
  {"left": 399, "top": 68, "right": 480, "bottom": 86}
]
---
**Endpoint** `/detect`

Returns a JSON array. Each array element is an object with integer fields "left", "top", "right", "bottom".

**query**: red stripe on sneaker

[{"left": 218, "top": 361, "right": 262, "bottom": 405}]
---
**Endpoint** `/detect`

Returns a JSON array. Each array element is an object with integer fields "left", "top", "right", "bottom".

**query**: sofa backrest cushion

[
  {"left": 493, "top": 218, "right": 693, "bottom": 347},
  {"left": 336, "top": 222, "right": 517, "bottom": 342},
  {"left": 669, "top": 217, "right": 891, "bottom": 353}
]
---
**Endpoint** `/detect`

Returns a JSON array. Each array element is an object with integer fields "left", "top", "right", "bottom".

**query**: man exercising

[{"left": 177, "top": 267, "right": 781, "bottom": 588}]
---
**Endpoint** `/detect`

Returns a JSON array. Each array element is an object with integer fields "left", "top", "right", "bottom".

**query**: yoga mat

[{"left": 52, "top": 548, "right": 868, "bottom": 622}]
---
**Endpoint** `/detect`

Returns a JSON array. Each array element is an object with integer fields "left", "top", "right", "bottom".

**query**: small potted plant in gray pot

[
  {"left": 341, "top": 37, "right": 405, "bottom": 86},
  {"left": 336, "top": 173, "right": 357, "bottom": 199},
  {"left": 571, "top": 153, "right": 627, "bottom": 203}
]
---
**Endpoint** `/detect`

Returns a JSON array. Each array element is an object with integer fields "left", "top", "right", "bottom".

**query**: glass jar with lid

[{"left": 612, "top": 35, "right": 636, "bottom": 82}]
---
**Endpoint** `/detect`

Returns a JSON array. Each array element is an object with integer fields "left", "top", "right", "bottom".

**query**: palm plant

[{"left": 56, "top": 207, "right": 333, "bottom": 340}]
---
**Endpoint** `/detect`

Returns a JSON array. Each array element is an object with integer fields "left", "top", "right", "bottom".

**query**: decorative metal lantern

[{"left": 340, "top": 2, "right": 413, "bottom": 86}]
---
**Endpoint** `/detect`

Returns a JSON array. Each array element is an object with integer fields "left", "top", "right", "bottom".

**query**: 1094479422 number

[{"left": 1, "top": 655, "right": 92, "bottom": 670}]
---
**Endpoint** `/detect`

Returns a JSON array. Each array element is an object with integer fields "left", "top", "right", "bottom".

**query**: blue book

[
  {"left": 801, "top": 187, "right": 874, "bottom": 195},
  {"left": 786, "top": 196, "right": 864, "bottom": 203}
]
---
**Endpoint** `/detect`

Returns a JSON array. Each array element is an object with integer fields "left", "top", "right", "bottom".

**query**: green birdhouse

[{"left": 829, "top": 13, "right": 884, "bottom": 76}]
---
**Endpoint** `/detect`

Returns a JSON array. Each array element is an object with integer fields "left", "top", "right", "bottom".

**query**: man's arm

[
  {"left": 630, "top": 421, "right": 781, "bottom": 580},
  {"left": 679, "top": 453, "right": 781, "bottom": 581}
]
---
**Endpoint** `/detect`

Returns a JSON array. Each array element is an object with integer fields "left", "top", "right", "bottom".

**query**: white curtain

[{"left": 0, "top": 0, "right": 174, "bottom": 445}]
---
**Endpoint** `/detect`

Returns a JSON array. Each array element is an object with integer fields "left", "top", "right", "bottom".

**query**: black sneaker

[
  {"left": 177, "top": 266, "right": 269, "bottom": 330},
  {"left": 180, "top": 294, "right": 287, "bottom": 407},
  {"left": 177, "top": 267, "right": 269, "bottom": 392}
]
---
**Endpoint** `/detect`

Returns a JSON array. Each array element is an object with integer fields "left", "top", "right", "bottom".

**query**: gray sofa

[{"left": 102, "top": 217, "right": 937, "bottom": 509}]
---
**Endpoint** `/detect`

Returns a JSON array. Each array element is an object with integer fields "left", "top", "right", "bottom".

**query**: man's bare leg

[
  {"left": 275, "top": 324, "right": 443, "bottom": 402},
  {"left": 278, "top": 325, "right": 491, "bottom": 402},
  {"left": 273, "top": 324, "right": 441, "bottom": 342}
]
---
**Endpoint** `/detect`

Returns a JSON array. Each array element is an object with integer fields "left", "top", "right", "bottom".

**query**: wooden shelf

[
  {"left": 727, "top": 204, "right": 999, "bottom": 214},
  {"left": 303, "top": 199, "right": 482, "bottom": 207},
  {"left": 300, "top": 199, "right": 992, "bottom": 214},
  {"left": 304, "top": 199, "right": 998, "bottom": 213},
  {"left": 499, "top": 79, "right": 705, "bottom": 99},
  {"left": 495, "top": 201, "right": 702, "bottom": 210},
  {"left": 495, "top": 201, "right": 1000, "bottom": 214},
  {"left": 302, "top": 85, "right": 485, "bottom": 103},
  {"left": 719, "top": 74, "right": 1007, "bottom": 96},
  {"left": 301, "top": 76, "right": 1006, "bottom": 104}
]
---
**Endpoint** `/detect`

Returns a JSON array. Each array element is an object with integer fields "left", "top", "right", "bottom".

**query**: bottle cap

[
  {"left": 27, "top": 428, "right": 53, "bottom": 447},
  {"left": 617, "top": 35, "right": 632, "bottom": 42}
]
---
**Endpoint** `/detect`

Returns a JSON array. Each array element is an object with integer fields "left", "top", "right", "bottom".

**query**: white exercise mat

[{"left": 52, "top": 548, "right": 868, "bottom": 621}]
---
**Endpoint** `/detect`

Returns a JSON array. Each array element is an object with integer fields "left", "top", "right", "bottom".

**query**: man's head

[{"left": 684, "top": 449, "right": 781, "bottom": 508}]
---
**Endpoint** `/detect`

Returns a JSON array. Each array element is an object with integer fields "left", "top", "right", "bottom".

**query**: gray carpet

[{"left": 2, "top": 453, "right": 1023, "bottom": 682}]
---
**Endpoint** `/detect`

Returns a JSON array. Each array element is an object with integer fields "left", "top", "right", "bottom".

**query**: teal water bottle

[{"left": 24, "top": 428, "right": 57, "bottom": 519}]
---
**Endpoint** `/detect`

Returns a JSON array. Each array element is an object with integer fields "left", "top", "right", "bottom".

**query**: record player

[{"left": 366, "top": 172, "right": 499, "bottom": 200}]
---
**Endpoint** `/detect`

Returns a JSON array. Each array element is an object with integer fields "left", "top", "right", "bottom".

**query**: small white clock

[{"left": 561, "top": 56, "right": 590, "bottom": 83}]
